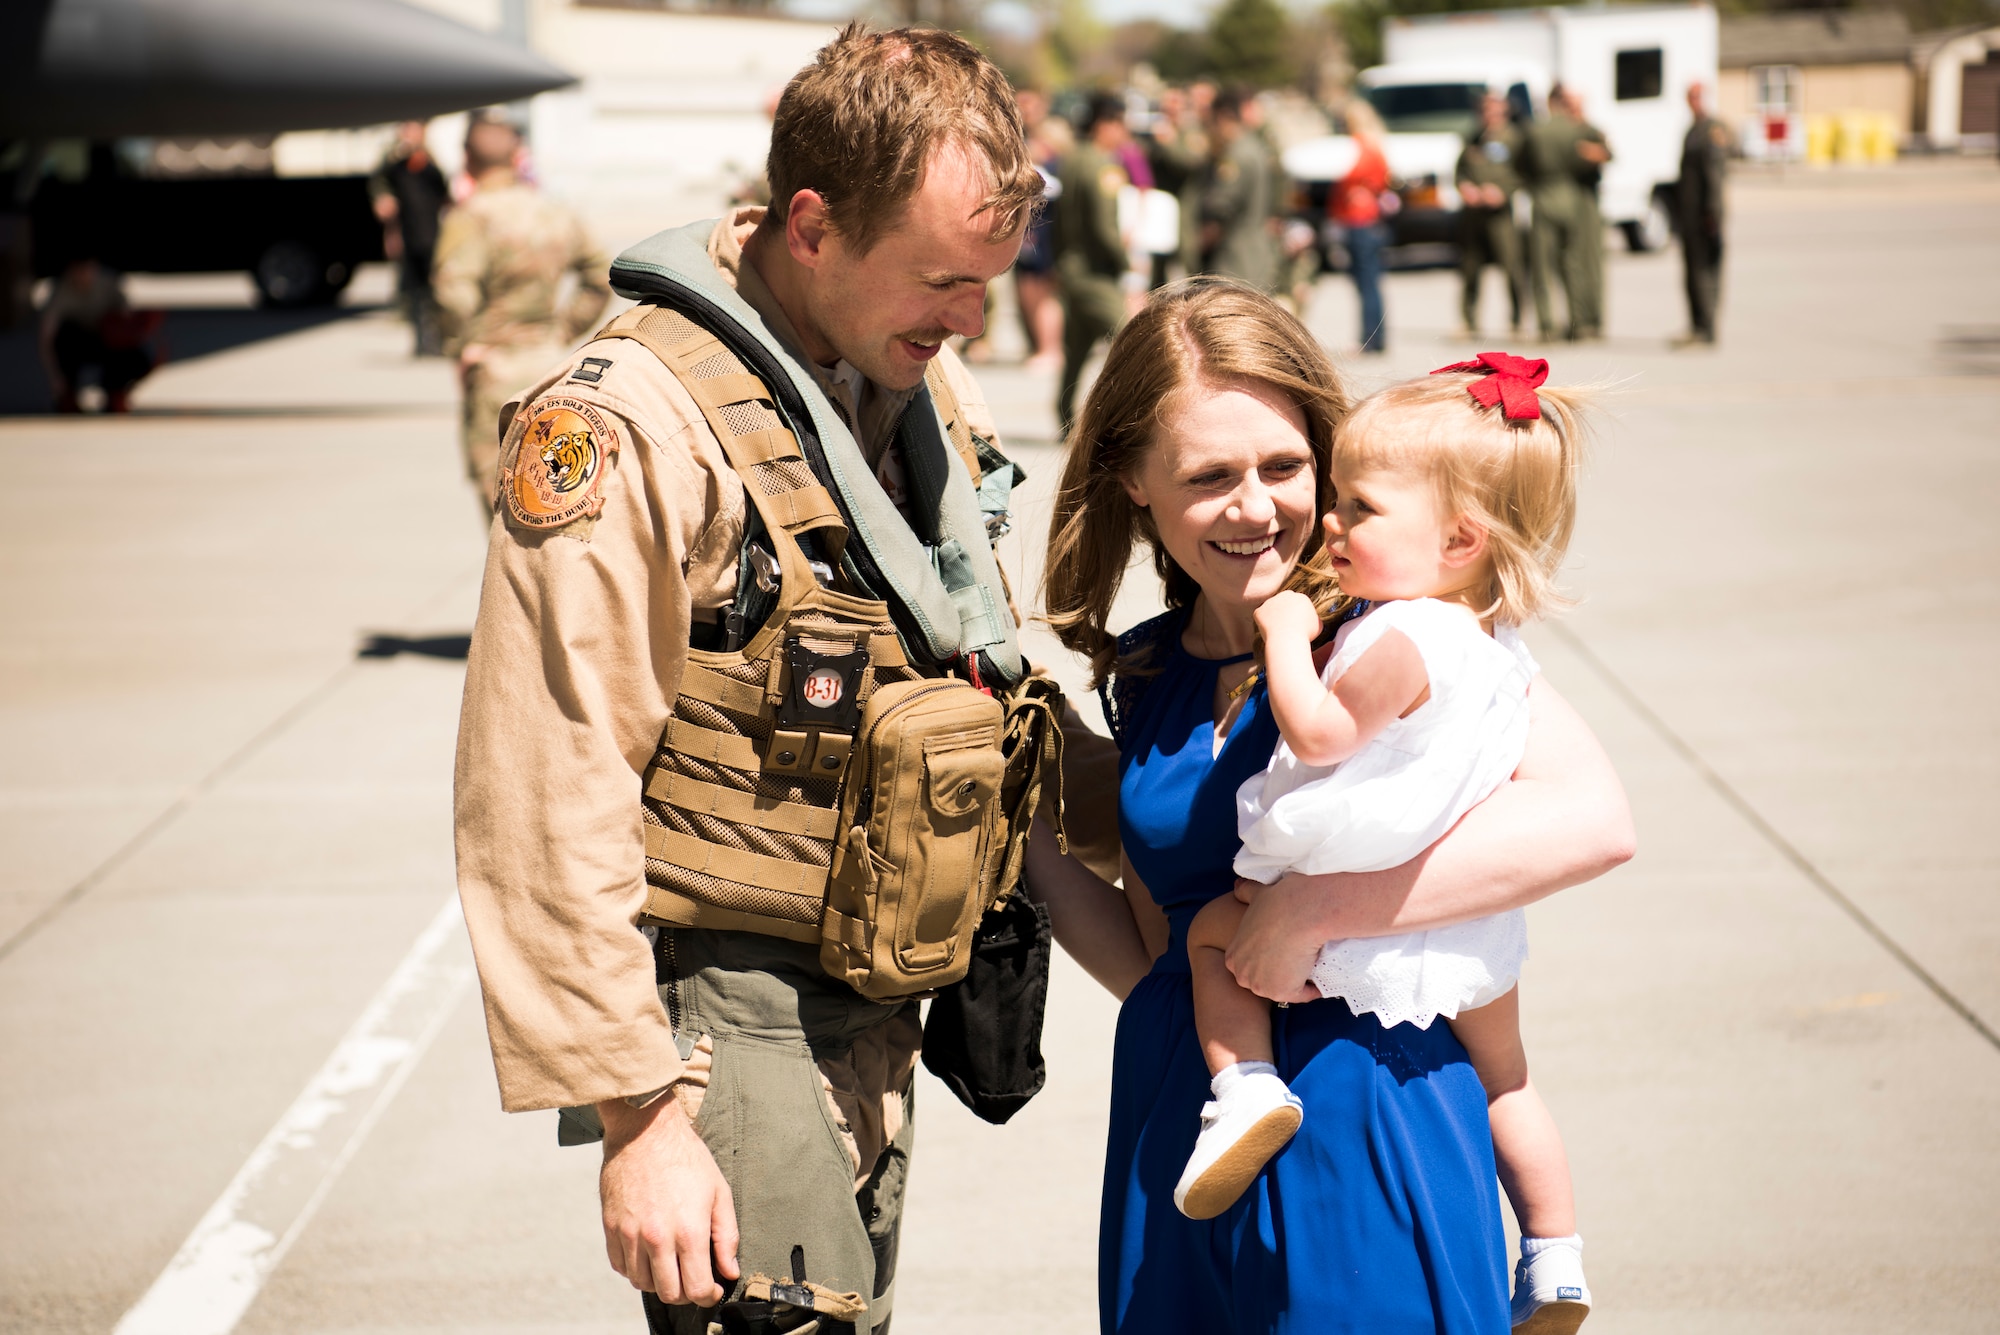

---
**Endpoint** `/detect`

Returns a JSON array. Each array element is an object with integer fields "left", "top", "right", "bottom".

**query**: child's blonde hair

[{"left": 1332, "top": 371, "right": 1592, "bottom": 625}]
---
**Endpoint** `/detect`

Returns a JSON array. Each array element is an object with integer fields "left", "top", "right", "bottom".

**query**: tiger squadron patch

[{"left": 502, "top": 397, "right": 618, "bottom": 530}]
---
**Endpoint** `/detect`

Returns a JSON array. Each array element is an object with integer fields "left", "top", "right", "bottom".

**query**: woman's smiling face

[{"left": 1121, "top": 378, "right": 1318, "bottom": 623}]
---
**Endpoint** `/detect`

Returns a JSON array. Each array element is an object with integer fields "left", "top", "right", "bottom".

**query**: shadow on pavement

[
  {"left": 0, "top": 304, "right": 375, "bottom": 415},
  {"left": 357, "top": 633, "right": 471, "bottom": 661}
]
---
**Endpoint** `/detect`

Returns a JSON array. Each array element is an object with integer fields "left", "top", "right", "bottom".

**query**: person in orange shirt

[{"left": 1333, "top": 99, "right": 1392, "bottom": 354}]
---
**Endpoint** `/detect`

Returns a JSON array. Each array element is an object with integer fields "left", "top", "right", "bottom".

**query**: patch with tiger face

[{"left": 502, "top": 397, "right": 619, "bottom": 531}]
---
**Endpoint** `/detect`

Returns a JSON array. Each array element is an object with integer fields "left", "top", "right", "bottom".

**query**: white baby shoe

[
  {"left": 1510, "top": 1234, "right": 1591, "bottom": 1334},
  {"left": 1172, "top": 1064, "right": 1304, "bottom": 1220}
]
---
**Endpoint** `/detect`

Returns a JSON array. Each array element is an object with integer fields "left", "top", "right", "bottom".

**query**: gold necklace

[{"left": 1225, "top": 664, "right": 1262, "bottom": 707}]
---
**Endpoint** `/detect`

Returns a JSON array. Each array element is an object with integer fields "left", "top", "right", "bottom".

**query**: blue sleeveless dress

[{"left": 1099, "top": 611, "right": 1508, "bottom": 1335}]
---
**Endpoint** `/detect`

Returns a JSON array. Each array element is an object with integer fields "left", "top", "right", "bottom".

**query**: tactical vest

[{"left": 594, "top": 222, "right": 1064, "bottom": 1000}]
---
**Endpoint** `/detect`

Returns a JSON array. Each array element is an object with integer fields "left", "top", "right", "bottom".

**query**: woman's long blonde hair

[{"left": 1043, "top": 278, "right": 1353, "bottom": 688}]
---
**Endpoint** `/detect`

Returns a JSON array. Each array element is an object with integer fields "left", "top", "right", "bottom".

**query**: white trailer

[{"left": 1379, "top": 3, "right": 1719, "bottom": 249}]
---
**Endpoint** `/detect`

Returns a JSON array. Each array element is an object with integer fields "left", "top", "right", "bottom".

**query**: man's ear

[
  {"left": 1442, "top": 514, "right": 1489, "bottom": 568},
  {"left": 784, "top": 190, "right": 834, "bottom": 270}
]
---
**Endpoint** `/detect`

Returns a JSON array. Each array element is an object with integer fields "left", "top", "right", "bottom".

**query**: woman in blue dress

[{"left": 1025, "top": 279, "right": 1634, "bottom": 1333}]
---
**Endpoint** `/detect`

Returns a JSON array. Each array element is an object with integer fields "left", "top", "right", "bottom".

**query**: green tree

[{"left": 1209, "top": 0, "right": 1296, "bottom": 88}]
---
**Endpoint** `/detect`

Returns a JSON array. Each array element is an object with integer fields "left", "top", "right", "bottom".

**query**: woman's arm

[
  {"left": 1024, "top": 818, "right": 1155, "bottom": 1001},
  {"left": 1224, "top": 676, "right": 1636, "bottom": 1003},
  {"left": 1120, "top": 853, "right": 1170, "bottom": 963}
]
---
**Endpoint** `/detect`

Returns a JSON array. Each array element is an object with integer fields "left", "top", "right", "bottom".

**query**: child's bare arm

[{"left": 1256, "top": 593, "right": 1428, "bottom": 767}]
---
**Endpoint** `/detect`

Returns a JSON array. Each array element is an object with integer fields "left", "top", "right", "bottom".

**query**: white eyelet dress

[{"left": 1234, "top": 598, "right": 1537, "bottom": 1029}]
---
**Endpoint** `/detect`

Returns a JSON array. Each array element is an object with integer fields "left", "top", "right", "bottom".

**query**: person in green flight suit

[
  {"left": 1055, "top": 90, "right": 1140, "bottom": 433},
  {"left": 1523, "top": 84, "right": 1612, "bottom": 342},
  {"left": 1145, "top": 84, "right": 1208, "bottom": 291},
  {"left": 1454, "top": 91, "right": 1527, "bottom": 337},
  {"left": 1196, "top": 87, "right": 1280, "bottom": 293},
  {"left": 1674, "top": 80, "right": 1728, "bottom": 346}
]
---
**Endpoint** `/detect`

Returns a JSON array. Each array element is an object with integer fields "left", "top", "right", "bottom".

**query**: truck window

[
  {"left": 1615, "top": 48, "right": 1664, "bottom": 101},
  {"left": 1365, "top": 82, "right": 1484, "bottom": 136}
]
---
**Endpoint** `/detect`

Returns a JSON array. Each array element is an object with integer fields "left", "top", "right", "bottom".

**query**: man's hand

[
  {"left": 457, "top": 343, "right": 490, "bottom": 391},
  {"left": 1254, "top": 589, "right": 1321, "bottom": 647},
  {"left": 1224, "top": 876, "right": 1324, "bottom": 1004},
  {"left": 598, "top": 1094, "right": 740, "bottom": 1307}
]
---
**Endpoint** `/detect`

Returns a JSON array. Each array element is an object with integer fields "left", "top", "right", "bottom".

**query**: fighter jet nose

[{"left": 2, "top": 0, "right": 579, "bottom": 140}]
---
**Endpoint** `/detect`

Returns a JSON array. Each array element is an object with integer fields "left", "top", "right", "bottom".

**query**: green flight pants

[
  {"left": 1057, "top": 272, "right": 1126, "bottom": 433},
  {"left": 563, "top": 929, "right": 919, "bottom": 1335},
  {"left": 1458, "top": 207, "right": 1524, "bottom": 333},
  {"left": 1529, "top": 189, "right": 1604, "bottom": 340}
]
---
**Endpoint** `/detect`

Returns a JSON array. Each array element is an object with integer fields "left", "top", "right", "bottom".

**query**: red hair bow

[{"left": 1432, "top": 351, "right": 1549, "bottom": 422}]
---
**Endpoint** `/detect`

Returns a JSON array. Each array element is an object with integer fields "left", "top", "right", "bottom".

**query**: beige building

[{"left": 1718, "top": 10, "right": 1914, "bottom": 159}]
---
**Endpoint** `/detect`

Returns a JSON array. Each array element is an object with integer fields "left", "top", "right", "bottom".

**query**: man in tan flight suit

[
  {"left": 454, "top": 26, "right": 1117, "bottom": 1335},
  {"left": 434, "top": 111, "right": 610, "bottom": 513}
]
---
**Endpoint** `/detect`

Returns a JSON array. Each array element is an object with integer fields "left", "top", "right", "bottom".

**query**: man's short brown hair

[{"left": 766, "top": 23, "right": 1042, "bottom": 254}]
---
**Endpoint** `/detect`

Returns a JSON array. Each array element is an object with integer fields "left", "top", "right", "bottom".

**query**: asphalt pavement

[{"left": 3, "top": 158, "right": 1996, "bottom": 1334}]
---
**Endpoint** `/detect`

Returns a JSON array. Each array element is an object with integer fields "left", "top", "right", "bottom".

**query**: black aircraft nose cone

[{"left": 1, "top": 0, "right": 578, "bottom": 139}]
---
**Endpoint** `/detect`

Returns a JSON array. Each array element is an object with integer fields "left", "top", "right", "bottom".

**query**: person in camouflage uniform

[
  {"left": 434, "top": 112, "right": 611, "bottom": 514},
  {"left": 1454, "top": 92, "right": 1526, "bottom": 337},
  {"left": 1054, "top": 91, "right": 1139, "bottom": 433},
  {"left": 1195, "top": 88, "right": 1279, "bottom": 294},
  {"left": 1522, "top": 85, "right": 1612, "bottom": 342}
]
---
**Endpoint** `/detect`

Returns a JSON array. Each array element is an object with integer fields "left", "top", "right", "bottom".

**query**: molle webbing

[
  {"left": 597, "top": 304, "right": 848, "bottom": 553},
  {"left": 638, "top": 595, "right": 918, "bottom": 941}
]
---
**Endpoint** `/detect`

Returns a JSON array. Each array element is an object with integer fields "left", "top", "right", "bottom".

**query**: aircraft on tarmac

[{"left": 1, "top": 0, "right": 577, "bottom": 307}]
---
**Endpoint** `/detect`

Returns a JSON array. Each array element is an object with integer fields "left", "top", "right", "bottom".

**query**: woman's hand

[{"left": 1223, "top": 876, "right": 1324, "bottom": 1004}]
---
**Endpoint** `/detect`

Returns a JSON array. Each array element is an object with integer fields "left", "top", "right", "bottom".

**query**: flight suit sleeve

[
  {"left": 1454, "top": 144, "right": 1479, "bottom": 193},
  {"left": 1201, "top": 153, "right": 1250, "bottom": 230},
  {"left": 432, "top": 207, "right": 486, "bottom": 356},
  {"left": 454, "top": 369, "right": 736, "bottom": 1112},
  {"left": 562, "top": 213, "right": 614, "bottom": 344}
]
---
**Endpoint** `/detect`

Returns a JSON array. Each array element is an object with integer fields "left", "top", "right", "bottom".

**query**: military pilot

[
  {"left": 1674, "top": 81, "right": 1728, "bottom": 346},
  {"left": 1195, "top": 87, "right": 1280, "bottom": 295},
  {"left": 454, "top": 25, "right": 1117, "bottom": 1335},
  {"left": 1522, "top": 84, "right": 1612, "bottom": 342},
  {"left": 1054, "top": 90, "right": 1141, "bottom": 433},
  {"left": 433, "top": 111, "right": 610, "bottom": 514},
  {"left": 1454, "top": 92, "right": 1526, "bottom": 338}
]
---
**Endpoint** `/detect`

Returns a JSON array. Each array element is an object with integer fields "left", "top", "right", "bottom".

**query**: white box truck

[{"left": 1284, "top": 3, "right": 1718, "bottom": 256}]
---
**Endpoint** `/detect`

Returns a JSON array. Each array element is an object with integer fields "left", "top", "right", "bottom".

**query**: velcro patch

[
  {"left": 502, "top": 397, "right": 619, "bottom": 530},
  {"left": 569, "top": 355, "right": 613, "bottom": 384}
]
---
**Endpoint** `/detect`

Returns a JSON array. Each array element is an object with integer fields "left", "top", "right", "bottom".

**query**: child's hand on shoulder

[{"left": 1254, "top": 590, "right": 1322, "bottom": 645}]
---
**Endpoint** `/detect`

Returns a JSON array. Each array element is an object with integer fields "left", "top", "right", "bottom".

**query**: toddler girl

[{"left": 1175, "top": 354, "right": 1597, "bottom": 1335}]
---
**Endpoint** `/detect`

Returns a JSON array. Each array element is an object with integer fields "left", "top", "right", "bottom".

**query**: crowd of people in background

[
  {"left": 957, "top": 72, "right": 1728, "bottom": 426},
  {"left": 31, "top": 67, "right": 1726, "bottom": 418}
]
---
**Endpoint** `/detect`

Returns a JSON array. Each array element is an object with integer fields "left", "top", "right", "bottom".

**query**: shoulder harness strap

[
  {"left": 596, "top": 305, "right": 847, "bottom": 600},
  {"left": 923, "top": 361, "right": 981, "bottom": 487}
]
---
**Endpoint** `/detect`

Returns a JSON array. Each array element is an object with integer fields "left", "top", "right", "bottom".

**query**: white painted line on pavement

[
  {"left": 1546, "top": 621, "right": 2000, "bottom": 1054},
  {"left": 114, "top": 895, "right": 476, "bottom": 1335}
]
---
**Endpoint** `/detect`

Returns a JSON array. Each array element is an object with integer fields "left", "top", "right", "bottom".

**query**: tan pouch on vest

[{"left": 822, "top": 678, "right": 1008, "bottom": 998}]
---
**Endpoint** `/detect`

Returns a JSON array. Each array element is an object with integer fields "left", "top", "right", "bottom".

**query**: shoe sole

[
  {"left": 1176, "top": 1105, "right": 1303, "bottom": 1220},
  {"left": 1512, "top": 1301, "right": 1589, "bottom": 1335}
]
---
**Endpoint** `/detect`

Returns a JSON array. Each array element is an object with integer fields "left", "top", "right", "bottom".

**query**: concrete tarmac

[{"left": 3, "top": 160, "right": 1996, "bottom": 1334}]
